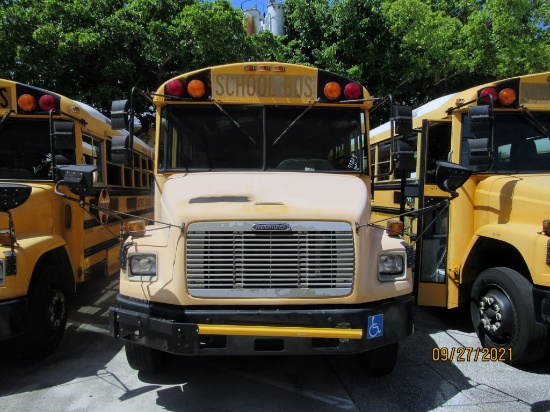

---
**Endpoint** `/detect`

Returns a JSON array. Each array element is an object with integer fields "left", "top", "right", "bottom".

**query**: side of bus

[
  {"left": 0, "top": 80, "right": 154, "bottom": 357},
  {"left": 370, "top": 73, "right": 550, "bottom": 364}
]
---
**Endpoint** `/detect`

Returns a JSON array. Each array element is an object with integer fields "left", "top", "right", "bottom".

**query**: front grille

[{"left": 186, "top": 221, "right": 354, "bottom": 298}]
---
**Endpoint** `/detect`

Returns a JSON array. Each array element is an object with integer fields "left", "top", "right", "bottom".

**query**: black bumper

[
  {"left": 109, "top": 294, "right": 414, "bottom": 356},
  {"left": 534, "top": 286, "right": 550, "bottom": 327},
  {"left": 0, "top": 297, "right": 28, "bottom": 341}
]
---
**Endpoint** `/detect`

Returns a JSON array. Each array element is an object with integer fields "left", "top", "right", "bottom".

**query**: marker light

[
  {"left": 324, "top": 82, "right": 341, "bottom": 101},
  {"left": 187, "top": 79, "right": 206, "bottom": 99},
  {"left": 128, "top": 219, "right": 146, "bottom": 237},
  {"left": 166, "top": 80, "right": 184, "bottom": 97},
  {"left": 498, "top": 88, "right": 517, "bottom": 106},
  {"left": 344, "top": 83, "right": 362, "bottom": 100},
  {"left": 39, "top": 95, "right": 57, "bottom": 111},
  {"left": 386, "top": 220, "right": 403, "bottom": 237},
  {"left": 0, "top": 229, "right": 11, "bottom": 246},
  {"left": 18, "top": 94, "right": 36, "bottom": 111},
  {"left": 479, "top": 88, "right": 497, "bottom": 105}
]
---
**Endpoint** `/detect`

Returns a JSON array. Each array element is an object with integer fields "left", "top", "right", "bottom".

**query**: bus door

[{"left": 415, "top": 119, "right": 452, "bottom": 307}]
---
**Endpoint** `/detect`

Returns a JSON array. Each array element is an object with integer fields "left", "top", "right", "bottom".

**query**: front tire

[
  {"left": 470, "top": 267, "right": 550, "bottom": 364},
  {"left": 356, "top": 342, "right": 399, "bottom": 376},
  {"left": 23, "top": 267, "right": 69, "bottom": 358},
  {"left": 125, "top": 342, "right": 168, "bottom": 372}
]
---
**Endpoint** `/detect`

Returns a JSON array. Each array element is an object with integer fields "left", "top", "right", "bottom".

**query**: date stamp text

[{"left": 432, "top": 347, "right": 512, "bottom": 362}]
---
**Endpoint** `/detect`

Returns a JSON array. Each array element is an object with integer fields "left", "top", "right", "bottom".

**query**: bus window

[
  {"left": 82, "top": 135, "right": 104, "bottom": 183},
  {"left": 0, "top": 119, "right": 52, "bottom": 180},
  {"left": 425, "top": 122, "right": 451, "bottom": 184}
]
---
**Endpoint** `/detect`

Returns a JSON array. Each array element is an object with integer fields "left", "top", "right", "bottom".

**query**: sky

[{"left": 232, "top": 0, "right": 276, "bottom": 13}]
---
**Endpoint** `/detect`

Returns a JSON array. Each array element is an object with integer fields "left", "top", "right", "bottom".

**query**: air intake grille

[{"left": 186, "top": 221, "right": 354, "bottom": 298}]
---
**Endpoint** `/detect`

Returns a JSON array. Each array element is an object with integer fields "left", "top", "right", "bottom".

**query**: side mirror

[
  {"left": 111, "top": 100, "right": 130, "bottom": 130},
  {"left": 394, "top": 105, "right": 413, "bottom": 136},
  {"left": 468, "top": 105, "right": 492, "bottom": 133},
  {"left": 57, "top": 165, "right": 97, "bottom": 196},
  {"left": 393, "top": 139, "right": 416, "bottom": 172},
  {"left": 0, "top": 184, "right": 32, "bottom": 212},
  {"left": 467, "top": 138, "right": 491, "bottom": 167},
  {"left": 52, "top": 121, "right": 76, "bottom": 150},
  {"left": 435, "top": 161, "right": 472, "bottom": 197},
  {"left": 111, "top": 133, "right": 131, "bottom": 165}
]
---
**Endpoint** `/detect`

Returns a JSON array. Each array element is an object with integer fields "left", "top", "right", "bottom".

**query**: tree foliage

[{"left": 1, "top": 0, "right": 549, "bottom": 130}]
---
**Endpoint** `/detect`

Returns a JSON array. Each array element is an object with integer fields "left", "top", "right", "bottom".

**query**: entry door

[{"left": 415, "top": 119, "right": 452, "bottom": 307}]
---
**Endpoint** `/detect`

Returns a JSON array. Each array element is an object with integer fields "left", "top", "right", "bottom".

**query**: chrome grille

[{"left": 186, "top": 221, "right": 354, "bottom": 298}]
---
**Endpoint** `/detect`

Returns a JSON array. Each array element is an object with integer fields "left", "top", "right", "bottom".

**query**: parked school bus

[
  {"left": 370, "top": 72, "right": 550, "bottom": 363},
  {"left": 59, "top": 62, "right": 469, "bottom": 374},
  {"left": 0, "top": 79, "right": 154, "bottom": 357}
]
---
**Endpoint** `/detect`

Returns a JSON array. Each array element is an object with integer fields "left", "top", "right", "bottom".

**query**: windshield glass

[
  {"left": 0, "top": 118, "right": 53, "bottom": 180},
  {"left": 462, "top": 112, "right": 550, "bottom": 173},
  {"left": 158, "top": 106, "right": 365, "bottom": 173}
]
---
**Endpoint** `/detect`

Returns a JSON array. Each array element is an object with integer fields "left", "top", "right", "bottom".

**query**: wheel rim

[
  {"left": 48, "top": 289, "right": 67, "bottom": 330},
  {"left": 477, "top": 288, "right": 515, "bottom": 344}
]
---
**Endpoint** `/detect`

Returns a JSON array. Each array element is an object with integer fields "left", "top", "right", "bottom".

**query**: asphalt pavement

[{"left": 1, "top": 275, "right": 549, "bottom": 412}]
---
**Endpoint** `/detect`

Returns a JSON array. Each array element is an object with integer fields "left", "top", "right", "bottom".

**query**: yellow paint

[{"left": 198, "top": 324, "right": 363, "bottom": 339}]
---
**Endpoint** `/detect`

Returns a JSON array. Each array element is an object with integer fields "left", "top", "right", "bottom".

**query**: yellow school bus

[
  {"left": 0, "top": 79, "right": 154, "bottom": 358},
  {"left": 49, "top": 62, "right": 463, "bottom": 375},
  {"left": 370, "top": 72, "right": 550, "bottom": 363}
]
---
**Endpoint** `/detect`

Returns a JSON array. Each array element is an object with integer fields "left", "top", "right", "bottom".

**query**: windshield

[
  {"left": 0, "top": 118, "right": 53, "bottom": 180},
  {"left": 158, "top": 106, "right": 365, "bottom": 173},
  {"left": 462, "top": 112, "right": 550, "bottom": 173}
]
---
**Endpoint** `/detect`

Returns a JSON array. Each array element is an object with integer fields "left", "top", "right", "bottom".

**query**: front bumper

[
  {"left": 109, "top": 294, "right": 414, "bottom": 356},
  {"left": 533, "top": 286, "right": 550, "bottom": 327},
  {"left": 0, "top": 297, "right": 28, "bottom": 341}
]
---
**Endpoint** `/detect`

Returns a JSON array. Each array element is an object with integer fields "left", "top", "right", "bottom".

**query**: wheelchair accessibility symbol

[{"left": 367, "top": 314, "right": 384, "bottom": 339}]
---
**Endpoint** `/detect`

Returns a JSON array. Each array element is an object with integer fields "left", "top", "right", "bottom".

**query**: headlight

[
  {"left": 128, "top": 253, "right": 157, "bottom": 281},
  {"left": 378, "top": 252, "right": 406, "bottom": 281}
]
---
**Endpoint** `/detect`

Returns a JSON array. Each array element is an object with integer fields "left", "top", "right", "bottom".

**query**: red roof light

[
  {"left": 166, "top": 80, "right": 184, "bottom": 97},
  {"left": 344, "top": 83, "right": 362, "bottom": 100},
  {"left": 39, "top": 95, "right": 57, "bottom": 111}
]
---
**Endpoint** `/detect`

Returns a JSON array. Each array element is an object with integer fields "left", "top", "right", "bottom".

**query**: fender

[
  {"left": 3, "top": 234, "right": 70, "bottom": 298},
  {"left": 462, "top": 224, "right": 550, "bottom": 287}
]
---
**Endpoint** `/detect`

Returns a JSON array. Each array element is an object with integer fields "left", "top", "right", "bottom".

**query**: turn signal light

[
  {"left": 128, "top": 220, "right": 146, "bottom": 237},
  {"left": 386, "top": 220, "right": 403, "bottom": 237},
  {"left": 0, "top": 229, "right": 11, "bottom": 246}
]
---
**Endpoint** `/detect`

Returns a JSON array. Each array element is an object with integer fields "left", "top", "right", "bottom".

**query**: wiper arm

[
  {"left": 0, "top": 109, "right": 14, "bottom": 130},
  {"left": 273, "top": 98, "right": 320, "bottom": 146},
  {"left": 208, "top": 97, "right": 257, "bottom": 146},
  {"left": 520, "top": 105, "right": 550, "bottom": 139}
]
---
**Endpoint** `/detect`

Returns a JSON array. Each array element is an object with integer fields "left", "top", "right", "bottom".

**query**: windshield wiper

[
  {"left": 520, "top": 105, "right": 550, "bottom": 139},
  {"left": 0, "top": 109, "right": 14, "bottom": 131},
  {"left": 273, "top": 98, "right": 320, "bottom": 146},
  {"left": 208, "top": 97, "right": 257, "bottom": 146}
]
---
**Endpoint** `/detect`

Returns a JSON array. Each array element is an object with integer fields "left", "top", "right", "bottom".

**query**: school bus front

[{"left": 109, "top": 62, "right": 414, "bottom": 375}]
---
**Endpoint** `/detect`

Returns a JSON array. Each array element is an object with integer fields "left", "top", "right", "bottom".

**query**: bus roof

[{"left": 370, "top": 72, "right": 550, "bottom": 141}]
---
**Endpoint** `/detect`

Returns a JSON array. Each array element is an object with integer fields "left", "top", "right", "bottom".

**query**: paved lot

[{"left": 1, "top": 275, "right": 550, "bottom": 412}]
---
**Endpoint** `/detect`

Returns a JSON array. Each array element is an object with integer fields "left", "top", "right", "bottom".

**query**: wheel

[
  {"left": 470, "top": 267, "right": 550, "bottom": 364},
  {"left": 125, "top": 341, "right": 168, "bottom": 372},
  {"left": 356, "top": 342, "right": 399, "bottom": 376},
  {"left": 23, "top": 267, "right": 69, "bottom": 358}
]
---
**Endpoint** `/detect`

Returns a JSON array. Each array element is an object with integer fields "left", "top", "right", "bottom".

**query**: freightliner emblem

[{"left": 251, "top": 223, "right": 291, "bottom": 231}]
